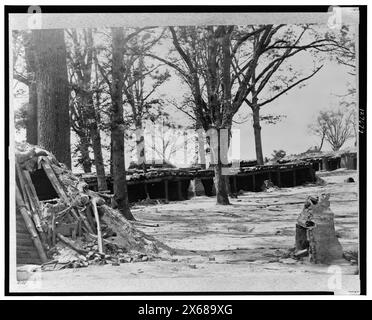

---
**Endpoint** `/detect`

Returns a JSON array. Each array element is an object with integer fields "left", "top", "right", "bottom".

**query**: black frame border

[{"left": 4, "top": 5, "right": 367, "bottom": 297}]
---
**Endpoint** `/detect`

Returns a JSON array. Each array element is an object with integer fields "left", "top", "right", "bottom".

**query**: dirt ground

[{"left": 14, "top": 169, "right": 360, "bottom": 294}]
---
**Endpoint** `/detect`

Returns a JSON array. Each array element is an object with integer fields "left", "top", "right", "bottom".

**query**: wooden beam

[
  {"left": 41, "top": 159, "right": 94, "bottom": 234},
  {"left": 16, "top": 185, "right": 48, "bottom": 264},
  {"left": 277, "top": 171, "right": 281, "bottom": 188},
  {"left": 164, "top": 180, "right": 169, "bottom": 203},
  {"left": 177, "top": 180, "right": 184, "bottom": 200},
  {"left": 91, "top": 198, "right": 104, "bottom": 254}
]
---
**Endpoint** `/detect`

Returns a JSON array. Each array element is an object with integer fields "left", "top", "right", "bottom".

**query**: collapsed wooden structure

[
  {"left": 81, "top": 161, "right": 316, "bottom": 202},
  {"left": 279, "top": 148, "right": 357, "bottom": 172},
  {"left": 15, "top": 143, "right": 170, "bottom": 266}
]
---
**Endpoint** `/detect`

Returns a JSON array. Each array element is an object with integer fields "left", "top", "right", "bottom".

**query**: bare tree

[
  {"left": 242, "top": 25, "right": 344, "bottom": 164},
  {"left": 148, "top": 25, "right": 341, "bottom": 204},
  {"left": 308, "top": 120, "right": 327, "bottom": 151},
  {"left": 110, "top": 27, "right": 135, "bottom": 220},
  {"left": 67, "top": 28, "right": 107, "bottom": 190},
  {"left": 311, "top": 109, "right": 354, "bottom": 151},
  {"left": 122, "top": 30, "right": 170, "bottom": 171}
]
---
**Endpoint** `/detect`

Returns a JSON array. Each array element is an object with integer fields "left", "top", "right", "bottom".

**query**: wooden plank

[
  {"left": 15, "top": 162, "right": 30, "bottom": 211},
  {"left": 40, "top": 160, "right": 68, "bottom": 201},
  {"left": 16, "top": 185, "right": 48, "bottom": 264},
  {"left": 277, "top": 171, "right": 281, "bottom": 188},
  {"left": 22, "top": 170, "right": 41, "bottom": 209},
  {"left": 144, "top": 183, "right": 150, "bottom": 199},
  {"left": 177, "top": 180, "right": 184, "bottom": 200},
  {"left": 164, "top": 180, "right": 169, "bottom": 203},
  {"left": 91, "top": 198, "right": 104, "bottom": 254},
  {"left": 41, "top": 159, "right": 94, "bottom": 234},
  {"left": 233, "top": 176, "right": 237, "bottom": 194}
]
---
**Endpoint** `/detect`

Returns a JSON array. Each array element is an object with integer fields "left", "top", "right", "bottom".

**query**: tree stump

[{"left": 295, "top": 194, "right": 343, "bottom": 264}]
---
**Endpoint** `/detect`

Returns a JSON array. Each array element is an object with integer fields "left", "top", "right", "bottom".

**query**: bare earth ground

[{"left": 14, "top": 169, "right": 360, "bottom": 294}]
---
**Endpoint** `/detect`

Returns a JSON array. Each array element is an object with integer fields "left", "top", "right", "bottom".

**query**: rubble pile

[{"left": 15, "top": 143, "right": 173, "bottom": 270}]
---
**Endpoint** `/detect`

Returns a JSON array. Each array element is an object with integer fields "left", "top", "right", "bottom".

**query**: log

[
  {"left": 16, "top": 185, "right": 48, "bottom": 263},
  {"left": 164, "top": 180, "right": 169, "bottom": 202},
  {"left": 56, "top": 233, "right": 88, "bottom": 255},
  {"left": 85, "top": 205, "right": 96, "bottom": 231},
  {"left": 91, "top": 198, "right": 104, "bottom": 254},
  {"left": 41, "top": 159, "right": 94, "bottom": 234},
  {"left": 52, "top": 211, "right": 56, "bottom": 246}
]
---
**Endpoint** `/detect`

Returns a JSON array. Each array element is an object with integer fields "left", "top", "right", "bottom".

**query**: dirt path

[{"left": 14, "top": 169, "right": 360, "bottom": 294}]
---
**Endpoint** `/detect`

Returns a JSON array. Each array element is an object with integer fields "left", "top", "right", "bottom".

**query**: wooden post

[
  {"left": 233, "top": 176, "right": 237, "bottom": 194},
  {"left": 16, "top": 185, "right": 48, "bottom": 264},
  {"left": 144, "top": 182, "right": 150, "bottom": 199},
  {"left": 322, "top": 158, "right": 328, "bottom": 171},
  {"left": 177, "top": 180, "right": 184, "bottom": 200},
  {"left": 164, "top": 179, "right": 169, "bottom": 203},
  {"left": 310, "top": 167, "right": 315, "bottom": 182},
  {"left": 41, "top": 159, "right": 94, "bottom": 234},
  {"left": 91, "top": 198, "right": 104, "bottom": 254},
  {"left": 51, "top": 211, "right": 56, "bottom": 246},
  {"left": 277, "top": 171, "right": 281, "bottom": 187}
]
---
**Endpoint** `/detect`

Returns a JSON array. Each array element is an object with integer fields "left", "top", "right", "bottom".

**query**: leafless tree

[{"left": 311, "top": 109, "right": 354, "bottom": 151}]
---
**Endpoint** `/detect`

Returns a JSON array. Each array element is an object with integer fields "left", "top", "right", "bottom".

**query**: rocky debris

[
  {"left": 261, "top": 180, "right": 278, "bottom": 192},
  {"left": 295, "top": 194, "right": 344, "bottom": 264},
  {"left": 41, "top": 239, "right": 155, "bottom": 271},
  {"left": 343, "top": 250, "right": 358, "bottom": 265},
  {"left": 312, "top": 175, "right": 326, "bottom": 186}
]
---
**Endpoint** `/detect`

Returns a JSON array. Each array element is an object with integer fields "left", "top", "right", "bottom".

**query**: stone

[
  {"left": 294, "top": 249, "right": 308, "bottom": 258},
  {"left": 280, "top": 258, "right": 297, "bottom": 265},
  {"left": 296, "top": 194, "right": 344, "bottom": 264}
]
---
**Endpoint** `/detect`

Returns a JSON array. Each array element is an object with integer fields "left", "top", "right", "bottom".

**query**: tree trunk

[
  {"left": 183, "top": 131, "right": 188, "bottom": 166},
  {"left": 23, "top": 32, "right": 38, "bottom": 145},
  {"left": 318, "top": 132, "right": 325, "bottom": 151},
  {"left": 211, "top": 128, "right": 230, "bottom": 205},
  {"left": 135, "top": 119, "right": 146, "bottom": 172},
  {"left": 197, "top": 126, "right": 206, "bottom": 169},
  {"left": 111, "top": 28, "right": 134, "bottom": 220},
  {"left": 252, "top": 106, "right": 264, "bottom": 165},
  {"left": 79, "top": 134, "right": 92, "bottom": 173},
  {"left": 26, "top": 81, "right": 38, "bottom": 144},
  {"left": 90, "top": 120, "right": 107, "bottom": 191},
  {"left": 214, "top": 164, "right": 230, "bottom": 205},
  {"left": 33, "top": 29, "right": 71, "bottom": 168}
]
